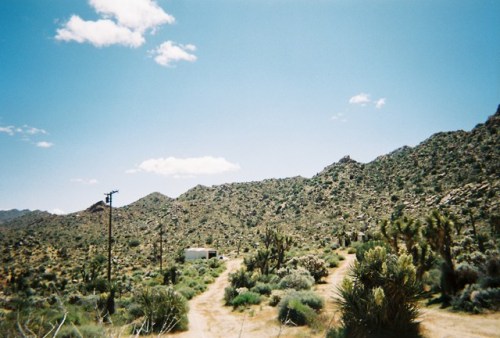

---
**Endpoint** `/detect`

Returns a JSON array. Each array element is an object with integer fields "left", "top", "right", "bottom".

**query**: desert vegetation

[{"left": 0, "top": 108, "right": 498, "bottom": 336}]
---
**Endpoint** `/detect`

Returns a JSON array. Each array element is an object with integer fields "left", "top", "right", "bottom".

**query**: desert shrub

[
  {"left": 127, "top": 303, "right": 143, "bottom": 318},
  {"left": 278, "top": 270, "right": 314, "bottom": 290},
  {"left": 278, "top": 298, "right": 316, "bottom": 326},
  {"left": 163, "top": 265, "right": 179, "bottom": 285},
  {"left": 230, "top": 291, "right": 261, "bottom": 308},
  {"left": 85, "top": 277, "right": 108, "bottom": 293},
  {"left": 452, "top": 284, "right": 500, "bottom": 313},
  {"left": 135, "top": 286, "right": 188, "bottom": 334},
  {"left": 69, "top": 324, "right": 105, "bottom": 338},
  {"left": 326, "top": 327, "right": 347, "bottom": 338},
  {"left": 355, "top": 240, "right": 390, "bottom": 262},
  {"left": 455, "top": 263, "right": 480, "bottom": 290},
  {"left": 224, "top": 286, "right": 238, "bottom": 305},
  {"left": 251, "top": 282, "right": 273, "bottom": 295},
  {"left": 481, "top": 256, "right": 500, "bottom": 288},
  {"left": 175, "top": 286, "right": 196, "bottom": 300},
  {"left": 278, "top": 291, "right": 323, "bottom": 326},
  {"left": 257, "top": 273, "right": 280, "bottom": 284},
  {"left": 208, "top": 257, "right": 221, "bottom": 269},
  {"left": 290, "top": 290, "right": 324, "bottom": 311},
  {"left": 326, "top": 255, "right": 339, "bottom": 268},
  {"left": 337, "top": 246, "right": 421, "bottom": 337},
  {"left": 228, "top": 268, "right": 255, "bottom": 289},
  {"left": 57, "top": 326, "right": 81, "bottom": 338},
  {"left": 269, "top": 290, "right": 285, "bottom": 306},
  {"left": 57, "top": 323, "right": 105, "bottom": 338},
  {"left": 289, "top": 255, "right": 328, "bottom": 282},
  {"left": 423, "top": 268, "right": 442, "bottom": 293},
  {"left": 347, "top": 247, "right": 356, "bottom": 254},
  {"left": 128, "top": 239, "right": 140, "bottom": 247},
  {"left": 202, "top": 275, "right": 214, "bottom": 284}
]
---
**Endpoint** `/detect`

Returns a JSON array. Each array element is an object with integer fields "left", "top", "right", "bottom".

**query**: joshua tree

[
  {"left": 380, "top": 217, "right": 434, "bottom": 281},
  {"left": 424, "top": 210, "right": 457, "bottom": 300}
]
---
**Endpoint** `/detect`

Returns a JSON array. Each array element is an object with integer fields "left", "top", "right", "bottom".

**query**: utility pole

[
  {"left": 159, "top": 221, "right": 163, "bottom": 272},
  {"left": 105, "top": 190, "right": 118, "bottom": 283}
]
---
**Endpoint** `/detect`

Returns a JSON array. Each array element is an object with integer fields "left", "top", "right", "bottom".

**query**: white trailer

[{"left": 184, "top": 248, "right": 217, "bottom": 260}]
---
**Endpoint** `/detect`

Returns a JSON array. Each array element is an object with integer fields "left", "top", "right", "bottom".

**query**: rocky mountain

[
  {"left": 0, "top": 106, "right": 498, "bottom": 286},
  {"left": 0, "top": 209, "right": 30, "bottom": 224},
  {"left": 0, "top": 209, "right": 49, "bottom": 226}
]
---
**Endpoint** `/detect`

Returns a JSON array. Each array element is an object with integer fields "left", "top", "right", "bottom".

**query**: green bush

[
  {"left": 452, "top": 284, "right": 500, "bottom": 313},
  {"left": 292, "top": 255, "right": 329, "bottom": 282},
  {"left": 230, "top": 291, "right": 261, "bottom": 308},
  {"left": 278, "top": 291, "right": 322, "bottom": 327},
  {"left": 128, "top": 239, "right": 140, "bottom": 247},
  {"left": 175, "top": 286, "right": 196, "bottom": 300},
  {"left": 326, "top": 255, "right": 340, "bottom": 268},
  {"left": 229, "top": 268, "right": 255, "bottom": 289},
  {"left": 355, "top": 240, "right": 390, "bottom": 262},
  {"left": 58, "top": 324, "right": 105, "bottom": 338},
  {"left": 251, "top": 282, "right": 273, "bottom": 295},
  {"left": 127, "top": 303, "right": 144, "bottom": 319},
  {"left": 337, "top": 246, "right": 421, "bottom": 337},
  {"left": 278, "top": 270, "right": 314, "bottom": 290},
  {"left": 224, "top": 286, "right": 238, "bottom": 305},
  {"left": 290, "top": 290, "right": 324, "bottom": 311},
  {"left": 326, "top": 327, "right": 347, "bottom": 338},
  {"left": 269, "top": 290, "right": 285, "bottom": 307},
  {"left": 135, "top": 286, "right": 188, "bottom": 334}
]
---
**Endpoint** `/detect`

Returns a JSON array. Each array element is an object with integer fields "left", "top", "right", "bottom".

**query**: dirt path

[
  {"left": 419, "top": 306, "right": 500, "bottom": 338},
  {"left": 168, "top": 253, "right": 500, "bottom": 338},
  {"left": 171, "top": 258, "right": 244, "bottom": 338},
  {"left": 169, "top": 253, "right": 356, "bottom": 338}
]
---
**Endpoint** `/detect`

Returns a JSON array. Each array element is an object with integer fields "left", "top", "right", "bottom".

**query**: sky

[{"left": 1, "top": 0, "right": 499, "bottom": 214}]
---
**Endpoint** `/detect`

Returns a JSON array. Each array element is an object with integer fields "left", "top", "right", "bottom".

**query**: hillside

[
  {"left": 0, "top": 106, "right": 498, "bottom": 299},
  {"left": 0, "top": 209, "right": 47, "bottom": 225}
]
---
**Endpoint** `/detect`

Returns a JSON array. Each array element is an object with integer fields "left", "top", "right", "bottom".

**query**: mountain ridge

[{"left": 0, "top": 106, "right": 498, "bottom": 281}]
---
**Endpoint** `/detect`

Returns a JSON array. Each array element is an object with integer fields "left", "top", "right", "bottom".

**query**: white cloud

[
  {"left": 0, "top": 126, "right": 15, "bottom": 135},
  {"left": 56, "top": 0, "right": 175, "bottom": 48},
  {"left": 375, "top": 98, "right": 386, "bottom": 109},
  {"left": 331, "top": 113, "right": 347, "bottom": 122},
  {"left": 1, "top": 123, "right": 54, "bottom": 147},
  {"left": 50, "top": 208, "right": 66, "bottom": 215},
  {"left": 150, "top": 41, "right": 197, "bottom": 66},
  {"left": 71, "top": 178, "right": 99, "bottom": 185},
  {"left": 55, "top": 15, "right": 145, "bottom": 48},
  {"left": 349, "top": 93, "right": 371, "bottom": 106},
  {"left": 23, "top": 125, "right": 47, "bottom": 135},
  {"left": 90, "top": 0, "right": 175, "bottom": 33},
  {"left": 128, "top": 156, "right": 240, "bottom": 177},
  {"left": 36, "top": 141, "right": 54, "bottom": 148}
]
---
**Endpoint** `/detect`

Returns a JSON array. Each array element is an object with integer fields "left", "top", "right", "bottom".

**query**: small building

[{"left": 184, "top": 247, "right": 217, "bottom": 260}]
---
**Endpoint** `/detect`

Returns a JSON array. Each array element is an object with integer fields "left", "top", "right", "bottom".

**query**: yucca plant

[
  {"left": 337, "top": 246, "right": 422, "bottom": 338},
  {"left": 135, "top": 286, "right": 188, "bottom": 334}
]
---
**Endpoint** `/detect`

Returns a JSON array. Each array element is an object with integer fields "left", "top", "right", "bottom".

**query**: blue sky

[{"left": 1, "top": 0, "right": 499, "bottom": 214}]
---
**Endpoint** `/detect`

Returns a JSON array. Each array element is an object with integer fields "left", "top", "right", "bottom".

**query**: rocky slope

[{"left": 0, "top": 106, "right": 498, "bottom": 291}]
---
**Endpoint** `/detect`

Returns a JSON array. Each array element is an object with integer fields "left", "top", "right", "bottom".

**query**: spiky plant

[{"left": 337, "top": 246, "right": 421, "bottom": 338}]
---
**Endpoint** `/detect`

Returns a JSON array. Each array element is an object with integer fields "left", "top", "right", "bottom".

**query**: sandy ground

[
  {"left": 419, "top": 306, "right": 500, "bottom": 338},
  {"left": 168, "top": 253, "right": 356, "bottom": 338},
  {"left": 165, "top": 254, "right": 500, "bottom": 338}
]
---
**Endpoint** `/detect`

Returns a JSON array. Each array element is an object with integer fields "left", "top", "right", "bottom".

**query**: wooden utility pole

[
  {"left": 159, "top": 221, "right": 163, "bottom": 272},
  {"left": 105, "top": 190, "right": 118, "bottom": 283}
]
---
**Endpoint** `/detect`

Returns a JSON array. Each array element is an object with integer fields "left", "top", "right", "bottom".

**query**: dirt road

[
  {"left": 169, "top": 253, "right": 356, "bottom": 338},
  {"left": 169, "top": 253, "right": 500, "bottom": 338},
  {"left": 171, "top": 258, "right": 244, "bottom": 338},
  {"left": 419, "top": 306, "right": 500, "bottom": 338}
]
